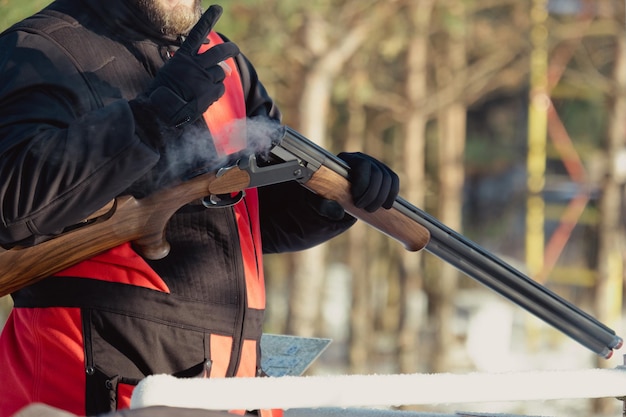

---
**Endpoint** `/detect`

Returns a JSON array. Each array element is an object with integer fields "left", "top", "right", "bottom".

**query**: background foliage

[{"left": 1, "top": 1, "right": 625, "bottom": 415}]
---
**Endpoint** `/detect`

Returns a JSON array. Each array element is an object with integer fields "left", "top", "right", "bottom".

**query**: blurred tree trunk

[
  {"left": 430, "top": 0, "right": 468, "bottom": 373},
  {"left": 0, "top": 296, "right": 12, "bottom": 331},
  {"left": 397, "top": 0, "right": 435, "bottom": 374},
  {"left": 236, "top": 0, "right": 539, "bottom": 372},
  {"left": 593, "top": 0, "right": 626, "bottom": 414},
  {"left": 287, "top": 2, "right": 395, "bottom": 337},
  {"left": 344, "top": 86, "right": 372, "bottom": 372}
]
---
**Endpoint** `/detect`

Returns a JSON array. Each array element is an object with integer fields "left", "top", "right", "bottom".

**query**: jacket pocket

[{"left": 82, "top": 308, "right": 209, "bottom": 415}]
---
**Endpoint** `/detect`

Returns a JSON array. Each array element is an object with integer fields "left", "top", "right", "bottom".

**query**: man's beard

[{"left": 133, "top": 0, "right": 203, "bottom": 36}]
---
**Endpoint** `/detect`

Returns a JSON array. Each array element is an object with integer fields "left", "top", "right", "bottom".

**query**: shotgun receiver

[{"left": 0, "top": 125, "right": 621, "bottom": 359}]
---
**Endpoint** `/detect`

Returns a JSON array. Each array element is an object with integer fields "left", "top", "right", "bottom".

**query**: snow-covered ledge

[{"left": 130, "top": 368, "right": 626, "bottom": 413}]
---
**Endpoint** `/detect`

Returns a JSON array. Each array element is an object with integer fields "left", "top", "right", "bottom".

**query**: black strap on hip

[{"left": 12, "top": 276, "right": 263, "bottom": 339}]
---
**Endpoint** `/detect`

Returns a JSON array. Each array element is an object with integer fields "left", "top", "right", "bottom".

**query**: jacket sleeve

[
  {"left": 0, "top": 30, "right": 160, "bottom": 246},
  {"left": 234, "top": 52, "right": 356, "bottom": 253},
  {"left": 258, "top": 181, "right": 356, "bottom": 254}
]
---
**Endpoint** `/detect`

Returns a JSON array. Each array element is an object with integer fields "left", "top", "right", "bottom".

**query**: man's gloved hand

[
  {"left": 136, "top": 5, "right": 240, "bottom": 128},
  {"left": 338, "top": 152, "right": 400, "bottom": 213}
]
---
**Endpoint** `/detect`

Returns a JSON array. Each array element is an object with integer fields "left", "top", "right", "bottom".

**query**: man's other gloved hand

[
  {"left": 143, "top": 5, "right": 239, "bottom": 128},
  {"left": 338, "top": 152, "right": 400, "bottom": 213}
]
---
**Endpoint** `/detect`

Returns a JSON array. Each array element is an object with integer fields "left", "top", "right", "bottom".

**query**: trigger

[{"left": 201, "top": 191, "right": 245, "bottom": 208}]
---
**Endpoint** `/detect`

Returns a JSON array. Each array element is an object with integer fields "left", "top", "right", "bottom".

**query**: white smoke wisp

[
  {"left": 244, "top": 116, "right": 284, "bottom": 156},
  {"left": 160, "top": 116, "right": 283, "bottom": 184}
]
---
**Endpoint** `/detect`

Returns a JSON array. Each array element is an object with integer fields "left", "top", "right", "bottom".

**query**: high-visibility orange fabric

[
  {"left": 0, "top": 308, "right": 85, "bottom": 417},
  {"left": 52, "top": 242, "right": 170, "bottom": 292},
  {"left": 208, "top": 334, "right": 234, "bottom": 378}
]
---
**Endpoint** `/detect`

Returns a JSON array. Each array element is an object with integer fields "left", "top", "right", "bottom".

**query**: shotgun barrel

[{"left": 279, "top": 126, "right": 623, "bottom": 358}]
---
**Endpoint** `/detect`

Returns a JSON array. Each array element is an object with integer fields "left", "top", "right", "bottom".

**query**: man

[{"left": 0, "top": 1, "right": 399, "bottom": 416}]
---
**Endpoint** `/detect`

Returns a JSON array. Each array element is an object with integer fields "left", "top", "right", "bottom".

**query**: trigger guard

[{"left": 201, "top": 191, "right": 245, "bottom": 208}]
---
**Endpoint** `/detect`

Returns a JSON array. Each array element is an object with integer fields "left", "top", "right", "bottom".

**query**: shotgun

[{"left": 0, "top": 125, "right": 621, "bottom": 359}]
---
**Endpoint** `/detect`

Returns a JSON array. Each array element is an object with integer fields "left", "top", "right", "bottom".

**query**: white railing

[{"left": 131, "top": 367, "right": 626, "bottom": 414}]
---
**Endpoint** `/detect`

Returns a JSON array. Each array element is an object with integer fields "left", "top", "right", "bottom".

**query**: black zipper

[
  {"left": 81, "top": 308, "right": 96, "bottom": 377},
  {"left": 226, "top": 206, "right": 247, "bottom": 376},
  {"left": 243, "top": 196, "right": 261, "bottom": 278},
  {"left": 226, "top": 195, "right": 260, "bottom": 376}
]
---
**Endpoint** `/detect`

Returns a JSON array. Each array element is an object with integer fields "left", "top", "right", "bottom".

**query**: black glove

[
  {"left": 338, "top": 152, "right": 399, "bottom": 213},
  {"left": 135, "top": 5, "right": 240, "bottom": 129}
]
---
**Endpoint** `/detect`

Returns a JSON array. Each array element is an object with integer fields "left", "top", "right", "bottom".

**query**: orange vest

[{"left": 58, "top": 30, "right": 267, "bottom": 403}]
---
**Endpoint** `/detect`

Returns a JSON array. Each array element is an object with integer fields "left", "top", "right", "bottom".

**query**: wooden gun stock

[
  {"left": 305, "top": 165, "right": 431, "bottom": 252},
  {"left": 0, "top": 167, "right": 251, "bottom": 298}
]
